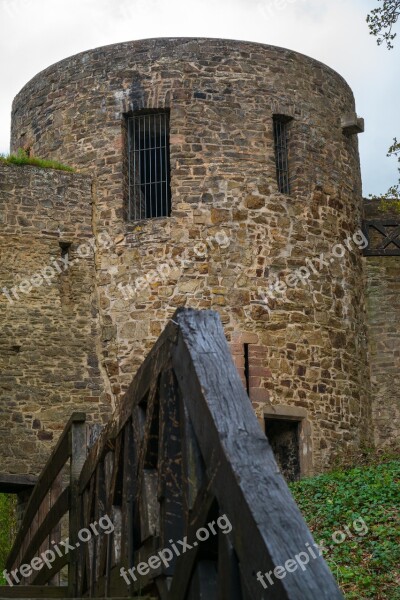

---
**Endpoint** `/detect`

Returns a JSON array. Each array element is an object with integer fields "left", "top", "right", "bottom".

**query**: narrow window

[
  {"left": 59, "top": 242, "right": 71, "bottom": 262},
  {"left": 127, "top": 111, "right": 171, "bottom": 221},
  {"left": 243, "top": 343, "right": 250, "bottom": 395},
  {"left": 273, "top": 115, "right": 292, "bottom": 195}
]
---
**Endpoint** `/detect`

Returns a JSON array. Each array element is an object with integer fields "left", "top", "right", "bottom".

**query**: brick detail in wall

[{"left": 229, "top": 332, "right": 270, "bottom": 406}]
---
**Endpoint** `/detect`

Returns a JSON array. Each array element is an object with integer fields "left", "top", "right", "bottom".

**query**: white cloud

[{"left": 0, "top": 0, "right": 398, "bottom": 194}]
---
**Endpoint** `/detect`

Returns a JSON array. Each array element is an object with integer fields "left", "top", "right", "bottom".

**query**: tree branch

[{"left": 367, "top": 0, "right": 400, "bottom": 49}]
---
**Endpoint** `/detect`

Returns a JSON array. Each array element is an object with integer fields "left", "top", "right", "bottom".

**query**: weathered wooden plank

[
  {"left": 111, "top": 506, "right": 123, "bottom": 568},
  {"left": 167, "top": 487, "right": 215, "bottom": 600},
  {"left": 108, "top": 434, "right": 123, "bottom": 509},
  {"left": 129, "top": 415, "right": 143, "bottom": 558},
  {"left": 48, "top": 474, "right": 63, "bottom": 586},
  {"left": 0, "top": 586, "right": 68, "bottom": 598},
  {"left": 158, "top": 368, "right": 184, "bottom": 576},
  {"left": 139, "top": 471, "right": 159, "bottom": 543},
  {"left": 107, "top": 563, "right": 133, "bottom": 598},
  {"left": 89, "top": 465, "right": 101, "bottom": 594},
  {"left": 28, "top": 511, "right": 39, "bottom": 586},
  {"left": 137, "top": 379, "right": 160, "bottom": 476},
  {"left": 18, "top": 487, "right": 70, "bottom": 570},
  {"left": 78, "top": 423, "right": 118, "bottom": 496},
  {"left": 180, "top": 402, "right": 205, "bottom": 518},
  {"left": 217, "top": 531, "right": 243, "bottom": 600},
  {"left": 35, "top": 493, "right": 49, "bottom": 586},
  {"left": 186, "top": 561, "right": 217, "bottom": 600},
  {"left": 121, "top": 421, "right": 135, "bottom": 576},
  {"left": 68, "top": 418, "right": 87, "bottom": 598},
  {"left": 6, "top": 413, "right": 86, "bottom": 571},
  {"left": 76, "top": 488, "right": 88, "bottom": 598},
  {"left": 94, "top": 462, "right": 107, "bottom": 585},
  {"left": 93, "top": 563, "right": 157, "bottom": 599},
  {"left": 129, "top": 536, "right": 161, "bottom": 594},
  {"left": 81, "top": 476, "right": 95, "bottom": 597},
  {"left": 170, "top": 309, "right": 343, "bottom": 599},
  {"left": 135, "top": 380, "right": 160, "bottom": 545},
  {"left": 102, "top": 449, "right": 115, "bottom": 595},
  {"left": 31, "top": 553, "right": 69, "bottom": 586}
]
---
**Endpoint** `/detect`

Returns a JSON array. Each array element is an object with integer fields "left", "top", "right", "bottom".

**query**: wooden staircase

[{"left": 0, "top": 309, "right": 344, "bottom": 599}]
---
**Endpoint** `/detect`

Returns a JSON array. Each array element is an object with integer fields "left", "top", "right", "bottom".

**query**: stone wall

[
  {"left": 0, "top": 163, "right": 111, "bottom": 475},
  {"left": 364, "top": 200, "right": 400, "bottom": 449},
  {"left": 8, "top": 38, "right": 372, "bottom": 474}
]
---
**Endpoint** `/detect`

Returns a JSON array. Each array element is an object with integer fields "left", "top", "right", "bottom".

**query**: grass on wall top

[{"left": 0, "top": 149, "right": 74, "bottom": 172}]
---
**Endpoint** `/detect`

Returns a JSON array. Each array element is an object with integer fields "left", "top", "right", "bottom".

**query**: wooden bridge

[{"left": 0, "top": 309, "right": 343, "bottom": 599}]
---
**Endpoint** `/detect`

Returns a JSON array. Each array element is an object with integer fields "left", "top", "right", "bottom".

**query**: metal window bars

[
  {"left": 127, "top": 112, "right": 171, "bottom": 221},
  {"left": 273, "top": 115, "right": 291, "bottom": 195}
]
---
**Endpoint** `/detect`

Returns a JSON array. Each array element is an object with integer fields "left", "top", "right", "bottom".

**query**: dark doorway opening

[{"left": 265, "top": 418, "right": 301, "bottom": 482}]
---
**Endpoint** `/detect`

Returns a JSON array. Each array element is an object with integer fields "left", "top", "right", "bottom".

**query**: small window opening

[
  {"left": 59, "top": 242, "right": 71, "bottom": 260},
  {"left": 243, "top": 343, "right": 250, "bottom": 395},
  {"left": 273, "top": 115, "right": 292, "bottom": 195},
  {"left": 265, "top": 418, "right": 300, "bottom": 482},
  {"left": 127, "top": 111, "right": 171, "bottom": 221}
]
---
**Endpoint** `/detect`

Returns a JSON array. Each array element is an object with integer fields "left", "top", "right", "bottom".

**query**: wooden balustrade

[
  {"left": 1, "top": 414, "right": 87, "bottom": 598},
  {"left": 2, "top": 309, "right": 344, "bottom": 599}
]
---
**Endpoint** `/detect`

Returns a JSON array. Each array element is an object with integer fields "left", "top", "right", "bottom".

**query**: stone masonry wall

[
  {"left": 10, "top": 38, "right": 371, "bottom": 473},
  {"left": 0, "top": 163, "right": 111, "bottom": 475},
  {"left": 364, "top": 200, "right": 400, "bottom": 449}
]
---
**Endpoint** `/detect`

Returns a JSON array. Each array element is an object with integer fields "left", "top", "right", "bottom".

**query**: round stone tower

[{"left": 10, "top": 38, "right": 371, "bottom": 474}]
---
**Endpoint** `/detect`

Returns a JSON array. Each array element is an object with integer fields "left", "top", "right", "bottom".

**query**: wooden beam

[
  {"left": 68, "top": 418, "right": 87, "bottom": 598},
  {"left": 18, "top": 487, "right": 70, "bottom": 569},
  {"left": 6, "top": 413, "right": 86, "bottom": 571},
  {"left": 170, "top": 308, "right": 344, "bottom": 599},
  {"left": 158, "top": 368, "right": 184, "bottom": 575},
  {"left": 0, "top": 586, "right": 67, "bottom": 598},
  {"left": 31, "top": 554, "right": 69, "bottom": 586}
]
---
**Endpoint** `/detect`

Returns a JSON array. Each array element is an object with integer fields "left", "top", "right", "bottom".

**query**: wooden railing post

[{"left": 68, "top": 414, "right": 87, "bottom": 598}]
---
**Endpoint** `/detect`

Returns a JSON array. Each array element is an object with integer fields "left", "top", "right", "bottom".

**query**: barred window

[
  {"left": 127, "top": 112, "right": 171, "bottom": 220},
  {"left": 273, "top": 115, "right": 292, "bottom": 195}
]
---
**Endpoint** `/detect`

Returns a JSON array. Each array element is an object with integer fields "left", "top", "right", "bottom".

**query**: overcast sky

[{"left": 0, "top": 0, "right": 398, "bottom": 196}]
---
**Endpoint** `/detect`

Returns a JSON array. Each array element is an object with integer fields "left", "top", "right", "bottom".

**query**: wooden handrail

[
  {"left": 73, "top": 309, "right": 344, "bottom": 599},
  {"left": 6, "top": 413, "right": 86, "bottom": 585},
  {"left": 19, "top": 488, "right": 70, "bottom": 569},
  {"left": 4, "top": 309, "right": 344, "bottom": 599}
]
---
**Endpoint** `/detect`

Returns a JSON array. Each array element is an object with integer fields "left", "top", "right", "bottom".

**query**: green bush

[
  {"left": 0, "top": 494, "right": 17, "bottom": 585},
  {"left": 290, "top": 461, "right": 400, "bottom": 599},
  {"left": 0, "top": 148, "right": 74, "bottom": 172}
]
